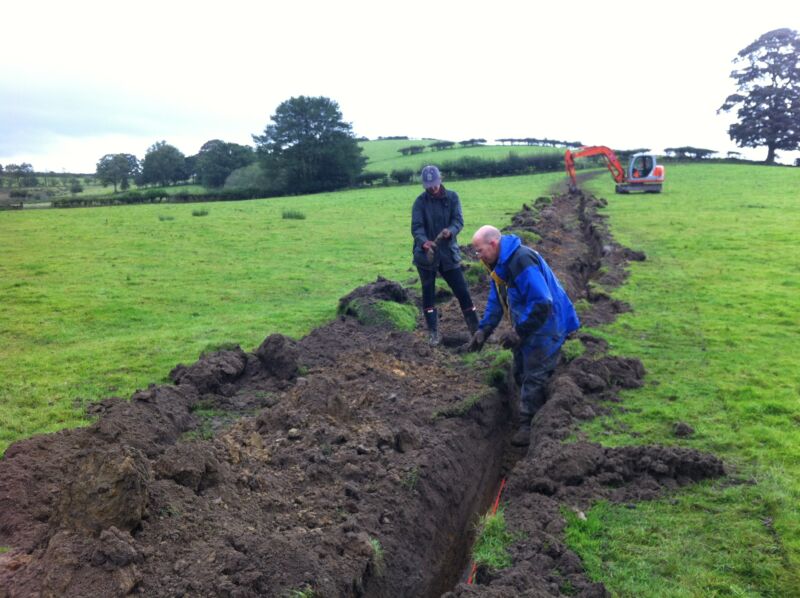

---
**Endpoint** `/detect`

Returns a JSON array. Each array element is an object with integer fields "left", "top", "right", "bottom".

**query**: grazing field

[
  {"left": 566, "top": 163, "right": 800, "bottom": 596},
  {"left": 359, "top": 138, "right": 563, "bottom": 173},
  {"left": 0, "top": 172, "right": 562, "bottom": 453},
  {"left": 3, "top": 160, "right": 799, "bottom": 594}
]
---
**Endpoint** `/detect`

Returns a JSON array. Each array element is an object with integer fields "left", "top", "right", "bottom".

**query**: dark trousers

[
  {"left": 514, "top": 346, "right": 561, "bottom": 419},
  {"left": 417, "top": 266, "right": 474, "bottom": 312}
]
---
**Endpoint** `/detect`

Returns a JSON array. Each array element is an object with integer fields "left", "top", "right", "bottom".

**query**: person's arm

[
  {"left": 411, "top": 197, "right": 429, "bottom": 246},
  {"left": 478, "top": 279, "right": 503, "bottom": 335},
  {"left": 445, "top": 192, "right": 464, "bottom": 238},
  {"left": 511, "top": 258, "right": 552, "bottom": 339}
]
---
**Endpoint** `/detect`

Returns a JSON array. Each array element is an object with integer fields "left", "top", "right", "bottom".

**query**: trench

[{"left": 372, "top": 190, "right": 606, "bottom": 598}]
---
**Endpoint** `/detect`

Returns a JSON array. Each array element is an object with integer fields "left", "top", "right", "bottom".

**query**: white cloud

[{"left": 2, "top": 0, "right": 799, "bottom": 171}]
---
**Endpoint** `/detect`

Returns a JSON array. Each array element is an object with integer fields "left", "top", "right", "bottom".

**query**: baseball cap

[{"left": 421, "top": 165, "right": 442, "bottom": 189}]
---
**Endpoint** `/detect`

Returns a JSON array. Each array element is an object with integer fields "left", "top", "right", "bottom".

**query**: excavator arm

[{"left": 564, "top": 146, "right": 626, "bottom": 192}]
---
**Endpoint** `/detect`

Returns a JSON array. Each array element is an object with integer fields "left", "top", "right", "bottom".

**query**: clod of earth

[{"left": 0, "top": 191, "right": 724, "bottom": 597}]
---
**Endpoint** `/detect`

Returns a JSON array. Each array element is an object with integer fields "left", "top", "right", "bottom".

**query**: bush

[
  {"left": 356, "top": 171, "right": 388, "bottom": 186},
  {"left": 282, "top": 210, "right": 306, "bottom": 220},
  {"left": 438, "top": 152, "right": 562, "bottom": 181},
  {"left": 191, "top": 209, "right": 209, "bottom": 217},
  {"left": 398, "top": 145, "right": 426, "bottom": 156},
  {"left": 390, "top": 168, "right": 415, "bottom": 184}
]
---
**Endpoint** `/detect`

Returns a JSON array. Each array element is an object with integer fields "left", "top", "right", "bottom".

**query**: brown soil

[{"left": 0, "top": 190, "right": 724, "bottom": 598}]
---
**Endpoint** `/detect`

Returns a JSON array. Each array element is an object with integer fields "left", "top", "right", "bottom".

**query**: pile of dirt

[{"left": 0, "top": 190, "right": 724, "bottom": 598}]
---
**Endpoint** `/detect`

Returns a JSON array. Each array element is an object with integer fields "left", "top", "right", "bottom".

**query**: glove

[
  {"left": 499, "top": 329, "right": 521, "bottom": 349},
  {"left": 467, "top": 329, "right": 487, "bottom": 352},
  {"left": 422, "top": 240, "right": 435, "bottom": 252},
  {"left": 439, "top": 228, "right": 452, "bottom": 240}
]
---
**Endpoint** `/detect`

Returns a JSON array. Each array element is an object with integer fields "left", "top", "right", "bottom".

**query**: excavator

[{"left": 564, "top": 146, "right": 665, "bottom": 193}]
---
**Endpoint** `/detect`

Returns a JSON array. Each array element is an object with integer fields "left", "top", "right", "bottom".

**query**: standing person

[
  {"left": 468, "top": 225, "right": 580, "bottom": 446},
  {"left": 412, "top": 165, "right": 479, "bottom": 346}
]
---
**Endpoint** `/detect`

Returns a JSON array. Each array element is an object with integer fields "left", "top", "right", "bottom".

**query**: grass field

[
  {"left": 359, "top": 139, "right": 562, "bottom": 174},
  {"left": 565, "top": 163, "right": 800, "bottom": 596},
  {"left": 0, "top": 172, "right": 562, "bottom": 453},
  {"left": 2, "top": 161, "right": 799, "bottom": 595}
]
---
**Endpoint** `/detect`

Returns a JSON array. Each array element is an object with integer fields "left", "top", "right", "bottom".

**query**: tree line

[
  {"left": 6, "top": 28, "right": 799, "bottom": 206},
  {"left": 94, "top": 139, "right": 256, "bottom": 193}
]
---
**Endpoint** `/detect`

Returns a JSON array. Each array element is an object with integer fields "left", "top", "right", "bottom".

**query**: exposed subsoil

[{"left": 0, "top": 189, "right": 724, "bottom": 598}]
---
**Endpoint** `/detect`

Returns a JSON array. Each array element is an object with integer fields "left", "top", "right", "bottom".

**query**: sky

[{"left": 2, "top": 0, "right": 799, "bottom": 173}]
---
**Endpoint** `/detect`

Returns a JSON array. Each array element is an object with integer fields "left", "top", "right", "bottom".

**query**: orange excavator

[{"left": 565, "top": 146, "right": 665, "bottom": 193}]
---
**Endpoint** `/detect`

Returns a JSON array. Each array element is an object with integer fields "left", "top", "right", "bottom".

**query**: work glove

[
  {"left": 467, "top": 328, "right": 487, "bottom": 352},
  {"left": 439, "top": 228, "right": 452, "bottom": 240},
  {"left": 499, "top": 329, "right": 521, "bottom": 350},
  {"left": 422, "top": 240, "right": 435, "bottom": 252}
]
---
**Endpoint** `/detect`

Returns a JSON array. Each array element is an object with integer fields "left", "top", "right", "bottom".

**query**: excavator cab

[
  {"left": 630, "top": 154, "right": 653, "bottom": 179},
  {"left": 621, "top": 152, "right": 664, "bottom": 193}
]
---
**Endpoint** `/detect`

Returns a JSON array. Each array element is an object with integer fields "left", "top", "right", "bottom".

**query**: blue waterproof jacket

[{"left": 480, "top": 235, "right": 580, "bottom": 359}]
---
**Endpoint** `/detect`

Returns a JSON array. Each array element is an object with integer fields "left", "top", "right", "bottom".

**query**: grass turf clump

[
  {"left": 561, "top": 338, "right": 585, "bottom": 362},
  {"left": 369, "top": 537, "right": 385, "bottom": 576},
  {"left": 472, "top": 506, "right": 515, "bottom": 571},
  {"left": 339, "top": 299, "right": 417, "bottom": 331}
]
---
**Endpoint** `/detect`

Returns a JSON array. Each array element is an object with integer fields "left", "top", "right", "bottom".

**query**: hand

[
  {"left": 467, "top": 329, "right": 487, "bottom": 352},
  {"left": 439, "top": 229, "right": 452, "bottom": 240},
  {"left": 499, "top": 329, "right": 521, "bottom": 349},
  {"left": 422, "top": 240, "right": 435, "bottom": 252}
]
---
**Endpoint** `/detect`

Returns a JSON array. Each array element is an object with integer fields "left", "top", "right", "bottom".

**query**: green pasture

[
  {"left": 0, "top": 172, "right": 562, "bottom": 453},
  {"left": 565, "top": 163, "right": 800, "bottom": 596},
  {"left": 359, "top": 139, "right": 562, "bottom": 174},
  {"left": 3, "top": 160, "right": 800, "bottom": 595}
]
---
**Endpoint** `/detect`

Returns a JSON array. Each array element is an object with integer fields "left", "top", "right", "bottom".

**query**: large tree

[
  {"left": 139, "top": 141, "right": 188, "bottom": 187},
  {"left": 718, "top": 28, "right": 800, "bottom": 164},
  {"left": 253, "top": 96, "right": 365, "bottom": 194},
  {"left": 96, "top": 153, "right": 140, "bottom": 192},
  {"left": 195, "top": 140, "right": 255, "bottom": 188}
]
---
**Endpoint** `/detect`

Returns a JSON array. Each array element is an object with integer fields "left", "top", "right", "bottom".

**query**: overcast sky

[{"left": 2, "top": 0, "right": 799, "bottom": 173}]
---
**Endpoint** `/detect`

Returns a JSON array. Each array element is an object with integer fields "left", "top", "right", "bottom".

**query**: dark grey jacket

[{"left": 411, "top": 186, "right": 464, "bottom": 271}]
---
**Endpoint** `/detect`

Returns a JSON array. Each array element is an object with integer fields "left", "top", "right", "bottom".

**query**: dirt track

[{"left": 0, "top": 191, "right": 724, "bottom": 597}]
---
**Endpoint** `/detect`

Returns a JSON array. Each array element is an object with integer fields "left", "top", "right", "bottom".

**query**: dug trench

[{"left": 0, "top": 191, "right": 725, "bottom": 598}]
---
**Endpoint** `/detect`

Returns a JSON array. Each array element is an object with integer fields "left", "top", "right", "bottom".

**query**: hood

[{"left": 498, "top": 234, "right": 522, "bottom": 265}]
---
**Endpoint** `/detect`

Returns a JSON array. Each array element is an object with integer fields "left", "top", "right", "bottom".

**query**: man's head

[
  {"left": 421, "top": 165, "right": 442, "bottom": 192},
  {"left": 472, "top": 225, "right": 502, "bottom": 266}
]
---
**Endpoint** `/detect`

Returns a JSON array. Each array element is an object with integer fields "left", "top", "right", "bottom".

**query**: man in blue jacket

[
  {"left": 468, "top": 225, "right": 580, "bottom": 446},
  {"left": 412, "top": 165, "right": 479, "bottom": 346}
]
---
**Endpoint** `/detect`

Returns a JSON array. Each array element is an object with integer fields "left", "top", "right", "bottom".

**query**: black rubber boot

[
  {"left": 424, "top": 309, "right": 440, "bottom": 347},
  {"left": 511, "top": 414, "right": 533, "bottom": 447},
  {"left": 463, "top": 307, "right": 479, "bottom": 335}
]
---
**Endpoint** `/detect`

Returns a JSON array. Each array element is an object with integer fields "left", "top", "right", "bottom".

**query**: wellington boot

[
  {"left": 463, "top": 308, "right": 479, "bottom": 335},
  {"left": 424, "top": 309, "right": 440, "bottom": 346},
  {"left": 428, "top": 330, "right": 441, "bottom": 347},
  {"left": 511, "top": 423, "right": 531, "bottom": 446},
  {"left": 510, "top": 418, "right": 532, "bottom": 447}
]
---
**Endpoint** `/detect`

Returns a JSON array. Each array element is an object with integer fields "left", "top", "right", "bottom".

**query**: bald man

[{"left": 469, "top": 225, "right": 580, "bottom": 446}]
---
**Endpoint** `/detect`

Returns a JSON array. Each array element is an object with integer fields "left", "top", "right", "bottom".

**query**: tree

[
  {"left": 96, "top": 154, "right": 139, "bottom": 193},
  {"left": 139, "top": 141, "right": 188, "bottom": 187},
  {"left": 253, "top": 96, "right": 365, "bottom": 194},
  {"left": 195, "top": 140, "right": 255, "bottom": 188},
  {"left": 718, "top": 28, "right": 800, "bottom": 164},
  {"left": 390, "top": 168, "right": 414, "bottom": 184}
]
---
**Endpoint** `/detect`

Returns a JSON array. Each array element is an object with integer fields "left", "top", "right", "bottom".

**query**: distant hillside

[{"left": 359, "top": 139, "right": 563, "bottom": 174}]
